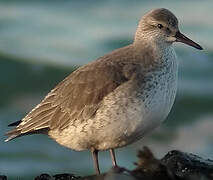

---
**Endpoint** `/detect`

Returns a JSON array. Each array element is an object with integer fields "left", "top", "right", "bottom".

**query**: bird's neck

[
  {"left": 133, "top": 35, "right": 174, "bottom": 61},
  {"left": 132, "top": 36, "right": 175, "bottom": 67}
]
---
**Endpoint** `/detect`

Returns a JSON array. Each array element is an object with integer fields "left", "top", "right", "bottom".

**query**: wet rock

[
  {"left": 53, "top": 173, "right": 79, "bottom": 180},
  {"left": 34, "top": 173, "right": 79, "bottom": 180},
  {"left": 161, "top": 150, "right": 213, "bottom": 180},
  {"left": 34, "top": 173, "right": 52, "bottom": 180}
]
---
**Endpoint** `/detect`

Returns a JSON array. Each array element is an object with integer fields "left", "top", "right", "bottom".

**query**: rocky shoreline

[{"left": 1, "top": 147, "right": 213, "bottom": 180}]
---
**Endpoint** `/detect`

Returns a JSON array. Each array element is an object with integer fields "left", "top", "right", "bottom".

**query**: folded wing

[{"left": 5, "top": 49, "right": 132, "bottom": 141}]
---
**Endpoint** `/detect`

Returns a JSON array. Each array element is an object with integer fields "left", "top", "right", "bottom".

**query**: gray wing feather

[{"left": 5, "top": 46, "right": 136, "bottom": 140}]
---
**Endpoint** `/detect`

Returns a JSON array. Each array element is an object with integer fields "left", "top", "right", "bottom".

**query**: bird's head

[{"left": 135, "top": 8, "right": 203, "bottom": 50}]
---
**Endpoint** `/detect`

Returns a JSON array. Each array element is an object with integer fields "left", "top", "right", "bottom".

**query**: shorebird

[{"left": 5, "top": 8, "right": 202, "bottom": 175}]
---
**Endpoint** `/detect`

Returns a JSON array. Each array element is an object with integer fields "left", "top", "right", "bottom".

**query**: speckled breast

[{"left": 91, "top": 48, "right": 178, "bottom": 150}]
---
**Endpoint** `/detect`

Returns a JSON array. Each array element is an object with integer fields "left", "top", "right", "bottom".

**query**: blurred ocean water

[{"left": 0, "top": 0, "right": 213, "bottom": 179}]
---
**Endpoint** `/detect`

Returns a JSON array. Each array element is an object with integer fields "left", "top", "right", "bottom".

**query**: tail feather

[
  {"left": 5, "top": 128, "right": 22, "bottom": 142},
  {"left": 5, "top": 126, "right": 49, "bottom": 142},
  {"left": 8, "top": 120, "right": 22, "bottom": 127},
  {"left": 5, "top": 135, "right": 20, "bottom": 142}
]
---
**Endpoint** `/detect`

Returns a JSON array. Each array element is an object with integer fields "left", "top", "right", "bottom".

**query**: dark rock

[
  {"left": 0, "top": 175, "right": 7, "bottom": 180},
  {"left": 34, "top": 173, "right": 52, "bottom": 180},
  {"left": 161, "top": 150, "right": 213, "bottom": 180},
  {"left": 131, "top": 146, "right": 175, "bottom": 180},
  {"left": 53, "top": 173, "right": 79, "bottom": 180}
]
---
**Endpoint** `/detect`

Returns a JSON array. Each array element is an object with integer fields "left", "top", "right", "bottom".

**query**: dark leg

[
  {"left": 91, "top": 147, "right": 100, "bottom": 175},
  {"left": 110, "top": 149, "right": 118, "bottom": 167}
]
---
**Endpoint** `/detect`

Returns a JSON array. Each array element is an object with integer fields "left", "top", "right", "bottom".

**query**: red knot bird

[{"left": 5, "top": 8, "right": 203, "bottom": 175}]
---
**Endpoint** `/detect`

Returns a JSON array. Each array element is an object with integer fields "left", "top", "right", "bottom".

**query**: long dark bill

[{"left": 175, "top": 31, "right": 203, "bottom": 50}]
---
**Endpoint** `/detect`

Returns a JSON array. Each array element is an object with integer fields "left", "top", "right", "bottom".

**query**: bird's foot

[{"left": 110, "top": 166, "right": 130, "bottom": 174}]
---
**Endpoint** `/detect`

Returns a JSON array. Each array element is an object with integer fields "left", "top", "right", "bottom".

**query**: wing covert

[{"left": 14, "top": 60, "right": 129, "bottom": 133}]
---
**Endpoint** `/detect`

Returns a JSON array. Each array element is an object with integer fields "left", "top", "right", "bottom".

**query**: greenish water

[
  {"left": 0, "top": 0, "right": 213, "bottom": 179},
  {"left": 0, "top": 53, "right": 73, "bottom": 106}
]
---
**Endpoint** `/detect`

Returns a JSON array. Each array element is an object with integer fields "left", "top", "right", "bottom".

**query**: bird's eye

[{"left": 157, "top": 24, "right": 163, "bottom": 29}]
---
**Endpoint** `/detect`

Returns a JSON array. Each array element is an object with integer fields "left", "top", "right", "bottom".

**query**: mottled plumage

[{"left": 5, "top": 8, "right": 202, "bottom": 175}]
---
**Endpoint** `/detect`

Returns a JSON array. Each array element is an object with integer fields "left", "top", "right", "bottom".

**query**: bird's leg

[
  {"left": 91, "top": 147, "right": 100, "bottom": 175},
  {"left": 110, "top": 149, "right": 128, "bottom": 174},
  {"left": 110, "top": 149, "right": 118, "bottom": 167}
]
